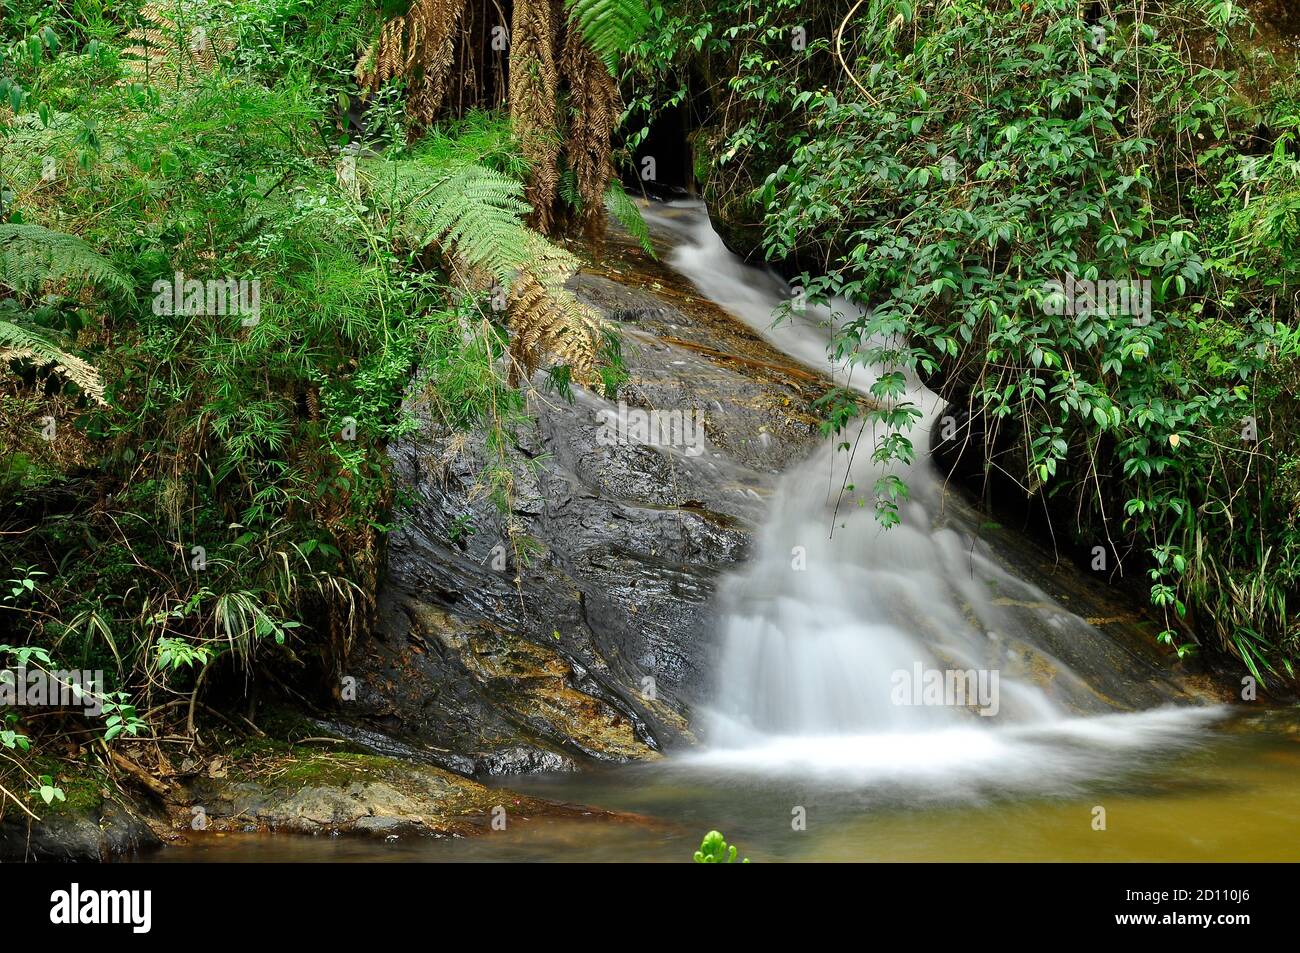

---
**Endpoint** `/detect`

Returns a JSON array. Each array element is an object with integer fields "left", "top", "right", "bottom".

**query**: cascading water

[{"left": 641, "top": 200, "right": 1222, "bottom": 789}]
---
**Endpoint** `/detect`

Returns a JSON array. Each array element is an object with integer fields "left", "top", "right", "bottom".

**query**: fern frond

[
  {"left": 559, "top": 164, "right": 582, "bottom": 213},
  {"left": 563, "top": 28, "right": 621, "bottom": 243},
  {"left": 605, "top": 181, "right": 655, "bottom": 257},
  {"left": 356, "top": 0, "right": 467, "bottom": 128},
  {"left": 362, "top": 159, "right": 533, "bottom": 282},
  {"left": 360, "top": 159, "right": 603, "bottom": 380},
  {"left": 511, "top": 0, "right": 561, "bottom": 231},
  {"left": 0, "top": 319, "right": 106, "bottom": 405},
  {"left": 0, "top": 224, "right": 131, "bottom": 297},
  {"left": 122, "top": 0, "right": 228, "bottom": 85},
  {"left": 0, "top": 225, "right": 124, "bottom": 404},
  {"left": 563, "top": 0, "right": 651, "bottom": 70},
  {"left": 508, "top": 233, "right": 602, "bottom": 381}
]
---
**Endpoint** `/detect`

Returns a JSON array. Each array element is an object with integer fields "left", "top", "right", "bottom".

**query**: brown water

[{"left": 142, "top": 709, "right": 1300, "bottom": 862}]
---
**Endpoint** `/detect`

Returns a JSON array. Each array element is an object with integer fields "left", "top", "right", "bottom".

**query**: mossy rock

[
  {"left": 175, "top": 749, "right": 604, "bottom": 839},
  {"left": 0, "top": 762, "right": 160, "bottom": 862}
]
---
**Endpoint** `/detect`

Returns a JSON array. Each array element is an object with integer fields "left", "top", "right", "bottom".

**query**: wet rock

[
  {"left": 690, "top": 126, "right": 770, "bottom": 263},
  {"left": 0, "top": 796, "right": 160, "bottom": 862},
  {"left": 307, "top": 718, "right": 479, "bottom": 776},
  {"left": 176, "top": 751, "right": 592, "bottom": 838},
  {"left": 931, "top": 404, "right": 1238, "bottom": 706},
  {"left": 346, "top": 246, "right": 825, "bottom": 772}
]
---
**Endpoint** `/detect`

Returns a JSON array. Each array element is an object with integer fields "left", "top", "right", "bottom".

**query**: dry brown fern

[
  {"left": 509, "top": 0, "right": 561, "bottom": 232},
  {"left": 507, "top": 234, "right": 601, "bottom": 382},
  {"left": 0, "top": 345, "right": 105, "bottom": 405},
  {"left": 122, "top": 0, "right": 228, "bottom": 85},
  {"left": 561, "top": 28, "right": 620, "bottom": 243},
  {"left": 356, "top": 0, "right": 468, "bottom": 130}
]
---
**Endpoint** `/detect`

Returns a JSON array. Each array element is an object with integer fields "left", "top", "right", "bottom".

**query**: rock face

[
  {"left": 924, "top": 482, "right": 1228, "bottom": 711},
  {"left": 928, "top": 373, "right": 1245, "bottom": 702},
  {"left": 688, "top": 126, "right": 772, "bottom": 264},
  {"left": 345, "top": 223, "right": 826, "bottom": 774}
]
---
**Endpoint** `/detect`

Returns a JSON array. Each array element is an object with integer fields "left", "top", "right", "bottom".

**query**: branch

[{"left": 836, "top": 0, "right": 880, "bottom": 107}]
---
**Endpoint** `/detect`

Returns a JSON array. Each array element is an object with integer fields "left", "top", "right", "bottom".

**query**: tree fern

[
  {"left": 563, "top": 28, "right": 621, "bottom": 242},
  {"left": 512, "top": 0, "right": 561, "bottom": 231},
  {"left": 122, "top": 0, "right": 228, "bottom": 86},
  {"left": 605, "top": 180, "right": 655, "bottom": 257},
  {"left": 364, "top": 159, "right": 533, "bottom": 281},
  {"left": 356, "top": 0, "right": 468, "bottom": 129},
  {"left": 563, "top": 0, "right": 652, "bottom": 70},
  {"left": 509, "top": 232, "right": 601, "bottom": 378}
]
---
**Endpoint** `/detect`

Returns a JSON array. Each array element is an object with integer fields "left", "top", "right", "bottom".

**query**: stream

[{"left": 145, "top": 201, "right": 1300, "bottom": 863}]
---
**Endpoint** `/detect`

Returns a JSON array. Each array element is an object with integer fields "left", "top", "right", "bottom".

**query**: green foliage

[
  {"left": 693, "top": 829, "right": 748, "bottom": 863},
  {"left": 366, "top": 159, "right": 535, "bottom": 281},
  {"left": 0, "top": 0, "right": 565, "bottom": 815},
  {"left": 1, "top": 713, "right": 33, "bottom": 755},
  {"left": 0, "top": 222, "right": 132, "bottom": 402},
  {"left": 0, "top": 641, "right": 145, "bottom": 811},
  {"left": 642, "top": 0, "right": 1300, "bottom": 677},
  {"left": 604, "top": 179, "right": 655, "bottom": 257},
  {"left": 626, "top": 0, "right": 815, "bottom": 226},
  {"left": 0, "top": 223, "right": 130, "bottom": 296},
  {"left": 409, "top": 112, "right": 532, "bottom": 179},
  {"left": 31, "top": 773, "right": 64, "bottom": 805},
  {"left": 565, "top": 0, "right": 654, "bottom": 70}
]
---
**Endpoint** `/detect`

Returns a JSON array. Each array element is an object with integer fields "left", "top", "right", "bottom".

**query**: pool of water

[{"left": 142, "top": 709, "right": 1300, "bottom": 862}]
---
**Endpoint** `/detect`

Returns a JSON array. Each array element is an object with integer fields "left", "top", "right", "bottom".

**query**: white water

[{"left": 640, "top": 200, "right": 1222, "bottom": 786}]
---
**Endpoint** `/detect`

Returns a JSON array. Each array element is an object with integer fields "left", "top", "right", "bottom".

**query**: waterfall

[{"left": 639, "top": 200, "right": 1222, "bottom": 782}]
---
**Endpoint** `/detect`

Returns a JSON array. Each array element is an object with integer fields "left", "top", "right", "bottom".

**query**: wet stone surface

[
  {"left": 0, "top": 796, "right": 160, "bottom": 862},
  {"left": 344, "top": 251, "right": 826, "bottom": 775},
  {"left": 172, "top": 751, "right": 617, "bottom": 839}
]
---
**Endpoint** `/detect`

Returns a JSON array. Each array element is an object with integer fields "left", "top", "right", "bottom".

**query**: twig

[
  {"left": 186, "top": 658, "right": 215, "bottom": 737},
  {"left": 0, "top": 780, "right": 40, "bottom": 821},
  {"left": 836, "top": 0, "right": 880, "bottom": 107},
  {"left": 107, "top": 748, "right": 174, "bottom": 801}
]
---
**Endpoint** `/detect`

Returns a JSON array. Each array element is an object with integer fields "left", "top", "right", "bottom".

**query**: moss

[
  {"left": 222, "top": 735, "right": 294, "bottom": 762},
  {"left": 268, "top": 751, "right": 399, "bottom": 790},
  {"left": 219, "top": 704, "right": 359, "bottom": 771},
  {"left": 11, "top": 755, "right": 114, "bottom": 816},
  {"left": 253, "top": 703, "right": 333, "bottom": 743},
  {"left": 47, "top": 770, "right": 107, "bottom": 815}
]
